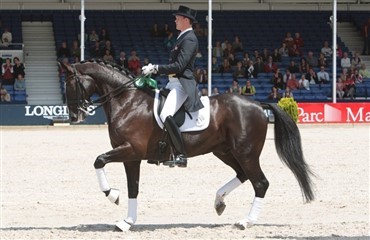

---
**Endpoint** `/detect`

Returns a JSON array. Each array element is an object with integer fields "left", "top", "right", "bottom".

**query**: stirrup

[{"left": 163, "top": 154, "right": 187, "bottom": 168}]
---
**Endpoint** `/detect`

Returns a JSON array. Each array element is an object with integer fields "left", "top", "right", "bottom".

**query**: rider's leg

[{"left": 160, "top": 81, "right": 188, "bottom": 167}]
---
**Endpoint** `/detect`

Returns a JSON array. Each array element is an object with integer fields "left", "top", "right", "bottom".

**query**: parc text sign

[{"left": 298, "top": 103, "right": 370, "bottom": 123}]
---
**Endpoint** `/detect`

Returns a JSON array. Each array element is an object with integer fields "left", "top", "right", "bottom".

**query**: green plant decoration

[{"left": 278, "top": 97, "right": 299, "bottom": 123}]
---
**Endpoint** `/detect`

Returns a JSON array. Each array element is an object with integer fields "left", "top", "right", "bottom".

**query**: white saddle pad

[{"left": 153, "top": 90, "right": 210, "bottom": 132}]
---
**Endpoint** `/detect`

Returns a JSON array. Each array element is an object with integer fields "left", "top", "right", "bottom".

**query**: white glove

[{"left": 141, "top": 63, "right": 158, "bottom": 76}]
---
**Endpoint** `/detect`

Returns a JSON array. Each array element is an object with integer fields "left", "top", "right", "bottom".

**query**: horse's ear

[{"left": 58, "top": 61, "right": 73, "bottom": 73}]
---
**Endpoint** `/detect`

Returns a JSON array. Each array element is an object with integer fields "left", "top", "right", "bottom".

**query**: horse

[{"left": 62, "top": 60, "right": 314, "bottom": 231}]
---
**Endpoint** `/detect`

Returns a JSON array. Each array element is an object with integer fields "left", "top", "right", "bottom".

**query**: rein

[{"left": 71, "top": 64, "right": 138, "bottom": 114}]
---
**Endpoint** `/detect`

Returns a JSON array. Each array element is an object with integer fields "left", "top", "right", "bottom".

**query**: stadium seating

[{"left": 1, "top": 10, "right": 370, "bottom": 103}]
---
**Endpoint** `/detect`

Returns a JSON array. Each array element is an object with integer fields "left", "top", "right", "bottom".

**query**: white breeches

[{"left": 160, "top": 79, "right": 188, "bottom": 122}]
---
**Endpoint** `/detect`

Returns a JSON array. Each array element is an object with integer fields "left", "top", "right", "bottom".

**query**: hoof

[
  {"left": 234, "top": 220, "right": 254, "bottom": 230},
  {"left": 115, "top": 219, "right": 133, "bottom": 232},
  {"left": 215, "top": 201, "right": 226, "bottom": 216},
  {"left": 107, "top": 188, "right": 120, "bottom": 205}
]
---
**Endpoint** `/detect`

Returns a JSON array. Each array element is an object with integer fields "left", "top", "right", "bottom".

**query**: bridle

[{"left": 70, "top": 64, "right": 137, "bottom": 114}]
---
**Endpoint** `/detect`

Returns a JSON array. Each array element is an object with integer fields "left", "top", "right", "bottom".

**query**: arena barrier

[{"left": 1, "top": 103, "right": 369, "bottom": 125}]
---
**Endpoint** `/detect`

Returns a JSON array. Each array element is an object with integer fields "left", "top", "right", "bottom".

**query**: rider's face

[{"left": 175, "top": 15, "right": 187, "bottom": 31}]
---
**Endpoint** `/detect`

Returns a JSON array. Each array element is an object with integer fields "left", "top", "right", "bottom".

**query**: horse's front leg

[
  {"left": 115, "top": 161, "right": 141, "bottom": 232},
  {"left": 93, "top": 143, "right": 141, "bottom": 231}
]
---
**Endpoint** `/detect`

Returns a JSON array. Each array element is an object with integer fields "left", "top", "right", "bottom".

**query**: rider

[{"left": 141, "top": 5, "right": 204, "bottom": 167}]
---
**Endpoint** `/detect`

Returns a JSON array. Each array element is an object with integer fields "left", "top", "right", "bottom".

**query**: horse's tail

[{"left": 262, "top": 102, "right": 315, "bottom": 202}]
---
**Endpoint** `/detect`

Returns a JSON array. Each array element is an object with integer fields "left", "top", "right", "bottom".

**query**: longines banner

[
  {"left": 298, "top": 103, "right": 370, "bottom": 123},
  {"left": 0, "top": 104, "right": 106, "bottom": 125}
]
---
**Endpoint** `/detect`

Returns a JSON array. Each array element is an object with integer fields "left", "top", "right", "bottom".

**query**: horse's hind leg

[
  {"left": 213, "top": 152, "right": 248, "bottom": 216},
  {"left": 235, "top": 156, "right": 269, "bottom": 230}
]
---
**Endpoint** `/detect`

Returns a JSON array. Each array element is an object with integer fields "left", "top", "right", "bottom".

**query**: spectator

[
  {"left": 288, "top": 44, "right": 302, "bottom": 57},
  {"left": 252, "top": 50, "right": 260, "bottom": 62},
  {"left": 232, "top": 61, "right": 245, "bottom": 79},
  {"left": 219, "top": 58, "right": 232, "bottom": 74},
  {"left": 227, "top": 53, "right": 238, "bottom": 67},
  {"left": 221, "top": 39, "right": 229, "bottom": 51},
  {"left": 306, "top": 51, "right": 318, "bottom": 68},
  {"left": 88, "top": 29, "right": 99, "bottom": 43},
  {"left": 283, "top": 68, "right": 292, "bottom": 86},
  {"left": 264, "top": 56, "right": 277, "bottom": 73},
  {"left": 350, "top": 69, "right": 363, "bottom": 84},
  {"left": 271, "top": 48, "right": 281, "bottom": 63},
  {"left": 317, "top": 66, "right": 330, "bottom": 84},
  {"left": 283, "top": 32, "right": 294, "bottom": 49},
  {"left": 279, "top": 42, "right": 289, "bottom": 57},
  {"left": 151, "top": 23, "right": 161, "bottom": 37},
  {"left": 211, "top": 57, "right": 220, "bottom": 73},
  {"left": 200, "top": 88, "right": 208, "bottom": 96},
  {"left": 102, "top": 40, "right": 115, "bottom": 59},
  {"left": 359, "top": 63, "right": 370, "bottom": 78},
  {"left": 90, "top": 41, "right": 101, "bottom": 59},
  {"left": 232, "top": 35, "right": 243, "bottom": 52},
  {"left": 1, "top": 27, "right": 12, "bottom": 47},
  {"left": 13, "top": 57, "right": 25, "bottom": 79},
  {"left": 0, "top": 57, "right": 2, "bottom": 76},
  {"left": 362, "top": 17, "right": 370, "bottom": 55},
  {"left": 344, "top": 76, "right": 356, "bottom": 99},
  {"left": 223, "top": 43, "right": 234, "bottom": 59},
  {"left": 212, "top": 41, "right": 223, "bottom": 58},
  {"left": 57, "top": 41, "right": 70, "bottom": 59},
  {"left": 261, "top": 48, "right": 270, "bottom": 63},
  {"left": 242, "top": 51, "right": 250, "bottom": 66},
  {"left": 2, "top": 58, "right": 14, "bottom": 85},
  {"left": 351, "top": 52, "right": 362, "bottom": 69},
  {"left": 288, "top": 60, "right": 299, "bottom": 73},
  {"left": 194, "top": 23, "right": 205, "bottom": 37},
  {"left": 103, "top": 49, "right": 114, "bottom": 62},
  {"left": 229, "top": 79, "right": 241, "bottom": 95},
  {"left": 241, "top": 80, "right": 256, "bottom": 96},
  {"left": 128, "top": 50, "right": 141, "bottom": 75},
  {"left": 286, "top": 73, "right": 299, "bottom": 90},
  {"left": 307, "top": 67, "right": 319, "bottom": 84},
  {"left": 299, "top": 73, "right": 310, "bottom": 90},
  {"left": 283, "top": 86, "right": 294, "bottom": 99},
  {"left": 272, "top": 68, "right": 284, "bottom": 90},
  {"left": 246, "top": 60, "right": 256, "bottom": 79},
  {"left": 321, "top": 40, "right": 332, "bottom": 58},
  {"left": 0, "top": 84, "right": 11, "bottom": 102},
  {"left": 318, "top": 53, "right": 327, "bottom": 68},
  {"left": 163, "top": 30, "right": 176, "bottom": 51},
  {"left": 253, "top": 57, "right": 264, "bottom": 76},
  {"left": 212, "top": 87, "right": 220, "bottom": 96},
  {"left": 70, "top": 40, "right": 80, "bottom": 59},
  {"left": 194, "top": 68, "right": 208, "bottom": 86},
  {"left": 299, "top": 57, "right": 309, "bottom": 74},
  {"left": 340, "top": 52, "right": 351, "bottom": 70},
  {"left": 99, "top": 28, "right": 110, "bottom": 42},
  {"left": 336, "top": 44, "right": 343, "bottom": 58},
  {"left": 116, "top": 51, "right": 128, "bottom": 69},
  {"left": 160, "top": 23, "right": 170, "bottom": 37},
  {"left": 268, "top": 86, "right": 282, "bottom": 101},
  {"left": 336, "top": 77, "right": 345, "bottom": 99},
  {"left": 293, "top": 32, "right": 304, "bottom": 48},
  {"left": 14, "top": 73, "right": 26, "bottom": 91}
]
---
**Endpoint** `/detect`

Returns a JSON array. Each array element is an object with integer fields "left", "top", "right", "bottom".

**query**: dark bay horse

[{"left": 63, "top": 60, "right": 314, "bottom": 231}]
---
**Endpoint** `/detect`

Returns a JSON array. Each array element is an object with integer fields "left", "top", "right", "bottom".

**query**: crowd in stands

[{"left": 0, "top": 56, "right": 26, "bottom": 103}]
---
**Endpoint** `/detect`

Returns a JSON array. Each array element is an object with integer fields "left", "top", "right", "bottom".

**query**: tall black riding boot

[{"left": 163, "top": 116, "right": 187, "bottom": 168}]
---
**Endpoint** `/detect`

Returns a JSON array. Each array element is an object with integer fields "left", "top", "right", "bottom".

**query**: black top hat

[{"left": 173, "top": 5, "right": 197, "bottom": 23}]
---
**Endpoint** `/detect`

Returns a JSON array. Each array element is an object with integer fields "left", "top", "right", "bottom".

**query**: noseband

[{"left": 70, "top": 64, "right": 137, "bottom": 114}]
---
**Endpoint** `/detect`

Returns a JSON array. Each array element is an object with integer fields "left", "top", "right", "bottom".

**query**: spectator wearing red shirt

[
  {"left": 128, "top": 50, "right": 141, "bottom": 75},
  {"left": 264, "top": 56, "right": 277, "bottom": 73},
  {"left": 286, "top": 73, "right": 299, "bottom": 90},
  {"left": 293, "top": 32, "right": 304, "bottom": 48}
]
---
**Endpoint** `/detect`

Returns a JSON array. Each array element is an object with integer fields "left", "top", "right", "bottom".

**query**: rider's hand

[{"left": 141, "top": 63, "right": 158, "bottom": 76}]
